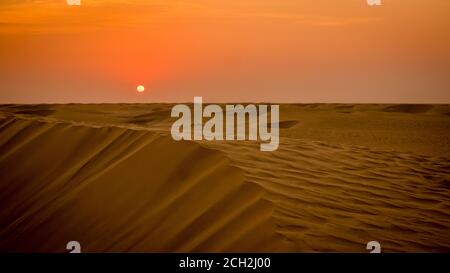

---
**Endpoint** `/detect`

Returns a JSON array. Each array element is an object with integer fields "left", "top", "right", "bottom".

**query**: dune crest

[{"left": 0, "top": 116, "right": 290, "bottom": 252}]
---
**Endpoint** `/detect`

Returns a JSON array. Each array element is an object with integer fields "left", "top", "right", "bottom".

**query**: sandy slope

[{"left": 0, "top": 104, "right": 449, "bottom": 252}]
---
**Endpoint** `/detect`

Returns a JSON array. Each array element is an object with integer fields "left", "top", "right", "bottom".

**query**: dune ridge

[{"left": 0, "top": 115, "right": 289, "bottom": 252}]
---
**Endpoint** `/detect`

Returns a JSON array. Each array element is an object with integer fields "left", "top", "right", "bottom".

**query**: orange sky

[{"left": 0, "top": 0, "right": 449, "bottom": 103}]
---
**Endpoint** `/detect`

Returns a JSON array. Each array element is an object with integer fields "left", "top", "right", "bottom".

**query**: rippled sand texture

[{"left": 0, "top": 104, "right": 449, "bottom": 252}]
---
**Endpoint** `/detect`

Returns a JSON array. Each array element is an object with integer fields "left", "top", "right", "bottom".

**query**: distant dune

[{"left": 0, "top": 104, "right": 449, "bottom": 252}]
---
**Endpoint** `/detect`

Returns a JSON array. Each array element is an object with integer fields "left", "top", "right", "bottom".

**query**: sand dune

[{"left": 0, "top": 104, "right": 449, "bottom": 252}]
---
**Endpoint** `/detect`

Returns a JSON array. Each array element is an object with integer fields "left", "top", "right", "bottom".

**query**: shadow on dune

[
  {"left": 127, "top": 109, "right": 172, "bottom": 124},
  {"left": 382, "top": 104, "right": 433, "bottom": 114},
  {"left": 1, "top": 105, "right": 55, "bottom": 117}
]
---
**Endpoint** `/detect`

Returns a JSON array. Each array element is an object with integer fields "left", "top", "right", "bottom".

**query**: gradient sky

[{"left": 0, "top": 0, "right": 449, "bottom": 103}]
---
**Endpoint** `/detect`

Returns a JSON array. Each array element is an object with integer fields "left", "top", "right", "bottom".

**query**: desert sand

[{"left": 0, "top": 103, "right": 449, "bottom": 252}]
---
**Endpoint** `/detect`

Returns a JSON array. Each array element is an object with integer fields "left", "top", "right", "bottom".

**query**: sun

[{"left": 137, "top": 85, "right": 145, "bottom": 93}]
